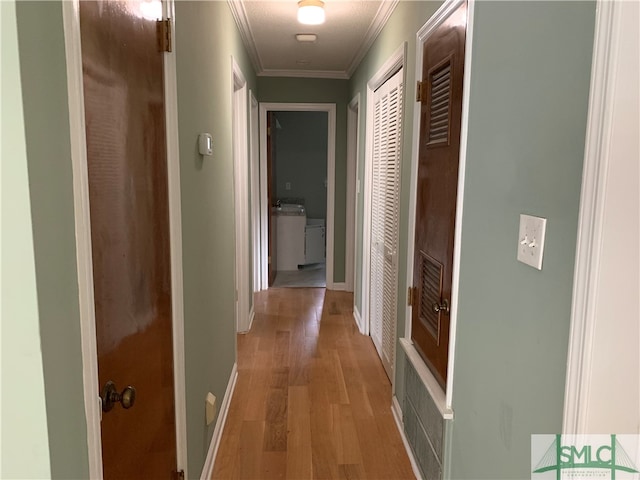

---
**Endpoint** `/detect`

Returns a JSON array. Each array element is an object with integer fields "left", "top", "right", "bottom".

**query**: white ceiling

[{"left": 229, "top": 0, "right": 398, "bottom": 79}]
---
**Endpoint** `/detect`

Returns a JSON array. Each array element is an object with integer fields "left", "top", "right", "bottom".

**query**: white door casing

[
  {"left": 346, "top": 94, "right": 360, "bottom": 294},
  {"left": 249, "top": 91, "right": 261, "bottom": 293},
  {"left": 62, "top": 0, "right": 188, "bottom": 476},
  {"left": 258, "top": 103, "right": 336, "bottom": 289},
  {"left": 368, "top": 68, "right": 403, "bottom": 381},
  {"left": 232, "top": 58, "right": 251, "bottom": 333}
]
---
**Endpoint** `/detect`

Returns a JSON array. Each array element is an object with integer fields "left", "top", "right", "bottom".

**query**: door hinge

[
  {"left": 268, "top": 255, "right": 272, "bottom": 264},
  {"left": 173, "top": 470, "right": 184, "bottom": 480},
  {"left": 157, "top": 19, "right": 172, "bottom": 53},
  {"left": 407, "top": 286, "right": 417, "bottom": 306},
  {"left": 267, "top": 126, "right": 271, "bottom": 136},
  {"left": 416, "top": 80, "right": 426, "bottom": 102}
]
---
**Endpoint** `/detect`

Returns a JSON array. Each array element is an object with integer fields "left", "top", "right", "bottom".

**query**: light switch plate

[{"left": 517, "top": 214, "right": 547, "bottom": 270}]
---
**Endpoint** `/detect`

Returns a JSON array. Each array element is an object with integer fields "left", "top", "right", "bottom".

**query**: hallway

[{"left": 212, "top": 288, "right": 415, "bottom": 479}]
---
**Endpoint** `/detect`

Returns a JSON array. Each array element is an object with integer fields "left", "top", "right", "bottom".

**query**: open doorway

[{"left": 259, "top": 103, "right": 336, "bottom": 289}]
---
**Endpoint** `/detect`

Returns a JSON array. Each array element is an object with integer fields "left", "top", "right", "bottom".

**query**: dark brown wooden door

[
  {"left": 79, "top": 1, "right": 177, "bottom": 477},
  {"left": 411, "top": 2, "right": 467, "bottom": 389}
]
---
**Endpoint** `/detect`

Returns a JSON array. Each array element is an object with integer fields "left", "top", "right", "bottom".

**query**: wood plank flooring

[{"left": 212, "top": 288, "right": 415, "bottom": 480}]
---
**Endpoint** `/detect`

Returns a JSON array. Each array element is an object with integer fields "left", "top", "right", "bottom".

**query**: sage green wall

[
  {"left": 1, "top": 1, "right": 51, "bottom": 477},
  {"left": 273, "top": 111, "right": 328, "bottom": 219},
  {"left": 258, "top": 77, "right": 349, "bottom": 283},
  {"left": 447, "top": 2, "right": 595, "bottom": 477},
  {"left": 348, "top": 0, "right": 444, "bottom": 404},
  {"left": 174, "top": 2, "right": 257, "bottom": 475},
  {"left": 14, "top": 2, "right": 90, "bottom": 478}
]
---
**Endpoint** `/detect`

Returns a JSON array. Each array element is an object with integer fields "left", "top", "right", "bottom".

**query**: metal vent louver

[
  {"left": 419, "top": 252, "right": 443, "bottom": 343},
  {"left": 427, "top": 60, "right": 451, "bottom": 145}
]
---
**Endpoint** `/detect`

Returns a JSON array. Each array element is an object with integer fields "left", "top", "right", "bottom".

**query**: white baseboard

[
  {"left": 353, "top": 305, "right": 365, "bottom": 335},
  {"left": 247, "top": 306, "right": 255, "bottom": 331},
  {"left": 391, "top": 395, "right": 423, "bottom": 480},
  {"left": 330, "top": 282, "right": 348, "bottom": 291},
  {"left": 200, "top": 363, "right": 238, "bottom": 480}
]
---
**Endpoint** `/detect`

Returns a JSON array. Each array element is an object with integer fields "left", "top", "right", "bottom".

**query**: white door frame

[
  {"left": 258, "top": 103, "right": 337, "bottom": 289},
  {"left": 402, "top": 0, "right": 475, "bottom": 412},
  {"left": 232, "top": 59, "right": 252, "bottom": 333},
  {"left": 563, "top": 0, "right": 635, "bottom": 434},
  {"left": 361, "top": 44, "right": 406, "bottom": 338},
  {"left": 345, "top": 94, "right": 360, "bottom": 294},
  {"left": 62, "top": 0, "right": 188, "bottom": 476},
  {"left": 249, "top": 91, "right": 261, "bottom": 293}
]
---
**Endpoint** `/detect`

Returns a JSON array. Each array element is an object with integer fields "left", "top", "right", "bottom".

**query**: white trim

[
  {"left": 353, "top": 306, "right": 364, "bottom": 334},
  {"left": 249, "top": 306, "right": 255, "bottom": 331},
  {"left": 227, "top": 0, "right": 397, "bottom": 81},
  {"left": 164, "top": 3, "right": 189, "bottom": 473},
  {"left": 258, "top": 103, "right": 337, "bottom": 289},
  {"left": 346, "top": 1, "right": 400, "bottom": 77},
  {"left": 232, "top": 58, "right": 251, "bottom": 333},
  {"left": 62, "top": 3, "right": 103, "bottom": 476},
  {"left": 362, "top": 44, "right": 406, "bottom": 339},
  {"left": 330, "top": 282, "right": 348, "bottom": 292},
  {"left": 563, "top": 0, "right": 617, "bottom": 435},
  {"left": 391, "top": 395, "right": 424, "bottom": 480},
  {"left": 404, "top": 0, "right": 475, "bottom": 411},
  {"left": 249, "top": 91, "right": 261, "bottom": 292},
  {"left": 227, "top": 0, "right": 263, "bottom": 74},
  {"left": 200, "top": 363, "right": 239, "bottom": 480},
  {"left": 345, "top": 94, "right": 360, "bottom": 293},
  {"left": 258, "top": 69, "right": 350, "bottom": 80},
  {"left": 63, "top": 2, "right": 188, "bottom": 475}
]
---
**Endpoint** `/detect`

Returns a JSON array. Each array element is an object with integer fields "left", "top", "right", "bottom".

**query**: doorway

[
  {"left": 259, "top": 103, "right": 336, "bottom": 290},
  {"left": 361, "top": 46, "right": 405, "bottom": 382},
  {"left": 63, "top": 0, "right": 187, "bottom": 476}
]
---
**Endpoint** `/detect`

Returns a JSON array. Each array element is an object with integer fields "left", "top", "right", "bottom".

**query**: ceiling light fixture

[{"left": 297, "top": 0, "right": 325, "bottom": 25}]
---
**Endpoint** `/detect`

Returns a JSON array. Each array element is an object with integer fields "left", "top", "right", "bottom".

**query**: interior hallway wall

[
  {"left": 1, "top": 1, "right": 52, "bottom": 477},
  {"left": 174, "top": 1, "right": 257, "bottom": 474},
  {"left": 273, "top": 111, "right": 328, "bottom": 220},
  {"left": 14, "top": 2, "right": 90, "bottom": 477},
  {"left": 258, "top": 77, "right": 349, "bottom": 283},
  {"left": 448, "top": 2, "right": 596, "bottom": 477}
]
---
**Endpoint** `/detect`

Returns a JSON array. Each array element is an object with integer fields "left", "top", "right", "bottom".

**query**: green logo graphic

[{"left": 532, "top": 435, "right": 639, "bottom": 480}]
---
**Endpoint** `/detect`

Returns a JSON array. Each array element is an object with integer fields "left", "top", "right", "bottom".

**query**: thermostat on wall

[{"left": 198, "top": 133, "right": 213, "bottom": 156}]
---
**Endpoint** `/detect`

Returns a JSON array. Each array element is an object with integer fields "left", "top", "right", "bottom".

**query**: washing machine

[
  {"left": 304, "top": 219, "right": 325, "bottom": 265},
  {"left": 276, "top": 204, "right": 306, "bottom": 270}
]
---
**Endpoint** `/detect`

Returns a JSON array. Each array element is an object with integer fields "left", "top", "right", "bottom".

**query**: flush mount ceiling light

[{"left": 297, "top": 0, "right": 325, "bottom": 25}]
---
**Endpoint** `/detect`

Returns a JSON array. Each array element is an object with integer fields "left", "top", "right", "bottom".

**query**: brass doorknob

[
  {"left": 101, "top": 381, "right": 136, "bottom": 412},
  {"left": 432, "top": 299, "right": 450, "bottom": 314}
]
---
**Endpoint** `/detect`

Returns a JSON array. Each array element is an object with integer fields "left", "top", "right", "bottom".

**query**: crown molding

[
  {"left": 228, "top": 0, "right": 397, "bottom": 80},
  {"left": 228, "top": 0, "right": 263, "bottom": 74},
  {"left": 258, "top": 69, "right": 350, "bottom": 80},
  {"left": 347, "top": 0, "right": 399, "bottom": 77}
]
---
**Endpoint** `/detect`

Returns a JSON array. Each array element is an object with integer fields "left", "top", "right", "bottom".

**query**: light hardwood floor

[{"left": 212, "top": 288, "right": 415, "bottom": 480}]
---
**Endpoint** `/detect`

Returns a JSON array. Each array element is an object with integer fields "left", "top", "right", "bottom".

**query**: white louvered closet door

[{"left": 370, "top": 68, "right": 403, "bottom": 380}]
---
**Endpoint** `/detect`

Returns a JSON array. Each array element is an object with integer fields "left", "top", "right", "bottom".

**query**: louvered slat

[
  {"left": 370, "top": 69, "right": 403, "bottom": 379},
  {"left": 428, "top": 61, "right": 451, "bottom": 145},
  {"left": 419, "top": 252, "right": 443, "bottom": 342}
]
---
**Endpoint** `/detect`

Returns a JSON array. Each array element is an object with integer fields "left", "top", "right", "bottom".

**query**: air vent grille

[
  {"left": 427, "top": 60, "right": 452, "bottom": 145},
  {"left": 419, "top": 252, "right": 443, "bottom": 343}
]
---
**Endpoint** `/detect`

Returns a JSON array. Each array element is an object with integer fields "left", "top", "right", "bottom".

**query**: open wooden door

[
  {"left": 411, "top": 1, "right": 467, "bottom": 389},
  {"left": 79, "top": 1, "right": 178, "bottom": 477}
]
